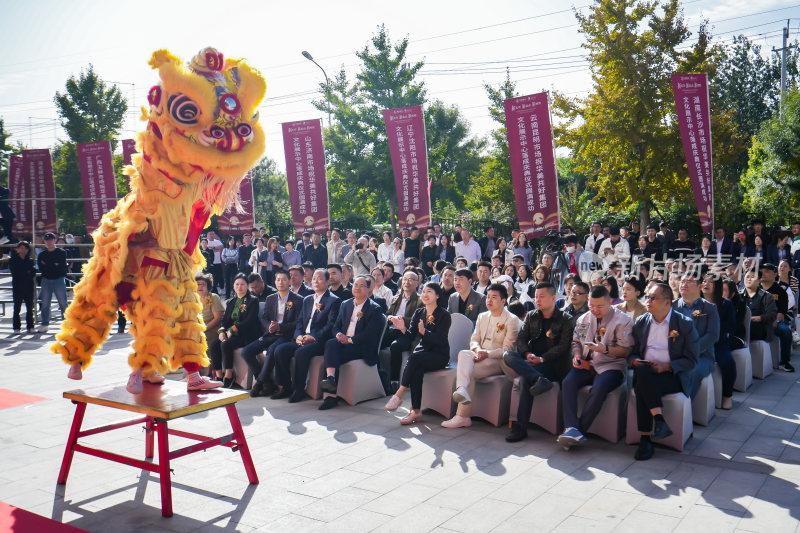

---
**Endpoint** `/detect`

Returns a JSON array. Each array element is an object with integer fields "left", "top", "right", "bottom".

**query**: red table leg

[
  {"left": 145, "top": 417, "right": 154, "bottom": 459},
  {"left": 225, "top": 404, "right": 258, "bottom": 484},
  {"left": 155, "top": 420, "right": 173, "bottom": 517},
  {"left": 57, "top": 402, "right": 87, "bottom": 484}
]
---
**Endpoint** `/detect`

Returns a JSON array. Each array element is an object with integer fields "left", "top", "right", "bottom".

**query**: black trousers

[
  {"left": 241, "top": 334, "right": 290, "bottom": 384},
  {"left": 633, "top": 364, "right": 683, "bottom": 432},
  {"left": 13, "top": 291, "right": 34, "bottom": 330},
  {"left": 274, "top": 340, "right": 325, "bottom": 391},
  {"left": 400, "top": 350, "right": 449, "bottom": 410},
  {"left": 208, "top": 334, "right": 251, "bottom": 371},
  {"left": 384, "top": 328, "right": 414, "bottom": 381},
  {"left": 211, "top": 264, "right": 224, "bottom": 291}
]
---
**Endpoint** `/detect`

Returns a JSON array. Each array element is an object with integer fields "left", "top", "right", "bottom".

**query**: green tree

[
  {"left": 314, "top": 25, "right": 425, "bottom": 233},
  {"left": 425, "top": 100, "right": 486, "bottom": 210},
  {"left": 552, "top": 0, "right": 716, "bottom": 228},
  {"left": 0, "top": 119, "right": 21, "bottom": 186},
  {"left": 249, "top": 157, "right": 292, "bottom": 235},
  {"left": 467, "top": 70, "right": 518, "bottom": 215},
  {"left": 741, "top": 89, "right": 800, "bottom": 224},
  {"left": 53, "top": 65, "right": 127, "bottom": 230}
]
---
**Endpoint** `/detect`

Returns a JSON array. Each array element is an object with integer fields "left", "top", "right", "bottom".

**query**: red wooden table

[{"left": 57, "top": 381, "right": 258, "bottom": 517}]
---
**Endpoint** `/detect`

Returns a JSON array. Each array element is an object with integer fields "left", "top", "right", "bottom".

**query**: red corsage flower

[
  {"left": 356, "top": 311, "right": 364, "bottom": 321},
  {"left": 426, "top": 315, "right": 435, "bottom": 326}
]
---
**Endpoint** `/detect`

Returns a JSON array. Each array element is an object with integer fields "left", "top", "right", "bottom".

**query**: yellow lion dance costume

[{"left": 52, "top": 47, "right": 266, "bottom": 393}]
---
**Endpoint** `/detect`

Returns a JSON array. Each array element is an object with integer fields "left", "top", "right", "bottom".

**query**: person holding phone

[{"left": 558, "top": 285, "right": 634, "bottom": 450}]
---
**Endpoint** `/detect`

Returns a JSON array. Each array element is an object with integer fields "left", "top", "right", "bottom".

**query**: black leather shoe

[
  {"left": 505, "top": 422, "right": 528, "bottom": 443},
  {"left": 288, "top": 392, "right": 304, "bottom": 403},
  {"left": 634, "top": 438, "right": 654, "bottom": 460},
  {"left": 320, "top": 376, "right": 337, "bottom": 394},
  {"left": 270, "top": 388, "right": 292, "bottom": 400},
  {"left": 249, "top": 381, "right": 264, "bottom": 397},
  {"left": 318, "top": 396, "right": 338, "bottom": 410},
  {"left": 652, "top": 419, "right": 673, "bottom": 440},
  {"left": 529, "top": 376, "right": 553, "bottom": 397},
  {"left": 222, "top": 376, "right": 234, "bottom": 388},
  {"left": 261, "top": 380, "right": 278, "bottom": 396}
]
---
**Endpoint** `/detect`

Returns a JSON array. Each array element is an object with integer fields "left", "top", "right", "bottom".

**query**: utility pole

[{"left": 773, "top": 19, "right": 796, "bottom": 119}]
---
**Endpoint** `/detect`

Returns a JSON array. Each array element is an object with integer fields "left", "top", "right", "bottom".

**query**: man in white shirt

[
  {"left": 326, "top": 228, "right": 345, "bottom": 264},
  {"left": 598, "top": 226, "right": 631, "bottom": 268},
  {"left": 206, "top": 230, "right": 224, "bottom": 292},
  {"left": 377, "top": 231, "right": 394, "bottom": 263},
  {"left": 629, "top": 282, "right": 699, "bottom": 461},
  {"left": 455, "top": 229, "right": 482, "bottom": 264},
  {"left": 442, "top": 283, "right": 520, "bottom": 428}
]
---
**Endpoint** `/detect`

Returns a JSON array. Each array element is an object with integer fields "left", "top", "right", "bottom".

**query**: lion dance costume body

[{"left": 51, "top": 47, "right": 266, "bottom": 393}]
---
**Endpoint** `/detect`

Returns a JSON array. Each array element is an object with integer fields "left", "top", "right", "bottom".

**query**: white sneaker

[
  {"left": 36, "top": 325, "right": 48, "bottom": 333},
  {"left": 68, "top": 364, "right": 83, "bottom": 380},
  {"left": 27, "top": 328, "right": 36, "bottom": 334},
  {"left": 126, "top": 369, "right": 143, "bottom": 394},
  {"left": 441, "top": 415, "right": 472, "bottom": 429},
  {"left": 13, "top": 329, "right": 21, "bottom": 334},
  {"left": 452, "top": 386, "right": 471, "bottom": 405},
  {"left": 144, "top": 373, "right": 165, "bottom": 384},
  {"left": 187, "top": 373, "right": 223, "bottom": 391}
]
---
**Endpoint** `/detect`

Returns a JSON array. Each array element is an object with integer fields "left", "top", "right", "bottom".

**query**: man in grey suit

[
  {"left": 673, "top": 270, "right": 719, "bottom": 400},
  {"left": 448, "top": 268, "right": 487, "bottom": 324},
  {"left": 629, "top": 282, "right": 699, "bottom": 461}
]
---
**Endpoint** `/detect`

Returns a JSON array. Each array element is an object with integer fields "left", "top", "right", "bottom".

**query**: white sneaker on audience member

[
  {"left": 441, "top": 415, "right": 472, "bottom": 429},
  {"left": 452, "top": 386, "right": 471, "bottom": 405}
]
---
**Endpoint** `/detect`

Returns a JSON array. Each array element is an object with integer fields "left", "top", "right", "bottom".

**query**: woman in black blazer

[
  {"left": 208, "top": 273, "right": 262, "bottom": 387},
  {"left": 384, "top": 282, "right": 452, "bottom": 424},
  {"left": 436, "top": 234, "right": 456, "bottom": 264}
]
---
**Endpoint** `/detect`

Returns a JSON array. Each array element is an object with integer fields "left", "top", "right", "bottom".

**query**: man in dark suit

[
  {"left": 244, "top": 271, "right": 305, "bottom": 397},
  {"left": 272, "top": 269, "right": 341, "bottom": 402},
  {"left": 288, "top": 265, "right": 313, "bottom": 298},
  {"left": 382, "top": 262, "right": 399, "bottom": 293},
  {"left": 447, "top": 268, "right": 487, "bottom": 324},
  {"left": 319, "top": 276, "right": 385, "bottom": 410},
  {"left": 478, "top": 226, "right": 496, "bottom": 260},
  {"left": 327, "top": 263, "right": 353, "bottom": 301},
  {"left": 380, "top": 269, "right": 423, "bottom": 393},
  {"left": 629, "top": 282, "right": 699, "bottom": 461},
  {"left": 302, "top": 232, "right": 328, "bottom": 269},
  {"left": 237, "top": 233, "right": 255, "bottom": 276},
  {"left": 503, "top": 282, "right": 574, "bottom": 442},
  {"left": 713, "top": 227, "right": 739, "bottom": 261}
]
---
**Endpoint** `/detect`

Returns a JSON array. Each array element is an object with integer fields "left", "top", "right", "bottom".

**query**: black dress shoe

[
  {"left": 318, "top": 396, "right": 338, "bottom": 410},
  {"left": 261, "top": 380, "right": 278, "bottom": 396},
  {"left": 270, "top": 388, "right": 292, "bottom": 400},
  {"left": 529, "top": 376, "right": 553, "bottom": 396},
  {"left": 320, "top": 376, "right": 337, "bottom": 394},
  {"left": 222, "top": 377, "right": 234, "bottom": 388},
  {"left": 505, "top": 422, "right": 528, "bottom": 443},
  {"left": 249, "top": 381, "right": 264, "bottom": 397},
  {"left": 288, "top": 392, "right": 304, "bottom": 403},
  {"left": 652, "top": 419, "right": 673, "bottom": 440},
  {"left": 634, "top": 438, "right": 654, "bottom": 460}
]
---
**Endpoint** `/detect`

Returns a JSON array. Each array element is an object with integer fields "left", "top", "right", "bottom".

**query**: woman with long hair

[
  {"left": 495, "top": 236, "right": 513, "bottom": 266},
  {"left": 778, "top": 259, "right": 798, "bottom": 315},
  {"left": 437, "top": 233, "right": 456, "bottom": 264},
  {"left": 196, "top": 273, "right": 224, "bottom": 360},
  {"left": 384, "top": 282, "right": 451, "bottom": 424},
  {"left": 512, "top": 232, "right": 533, "bottom": 266},
  {"left": 602, "top": 275, "right": 623, "bottom": 305},
  {"left": 516, "top": 264, "right": 535, "bottom": 306},
  {"left": 260, "top": 237, "right": 283, "bottom": 286},
  {"left": 722, "top": 278, "right": 747, "bottom": 352},
  {"left": 702, "top": 274, "right": 737, "bottom": 409},
  {"left": 221, "top": 236, "right": 239, "bottom": 298},
  {"left": 745, "top": 234, "right": 765, "bottom": 260}
]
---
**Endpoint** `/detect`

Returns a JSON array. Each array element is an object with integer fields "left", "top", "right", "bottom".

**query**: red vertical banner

[
  {"left": 216, "top": 172, "right": 255, "bottom": 234},
  {"left": 281, "top": 119, "right": 330, "bottom": 237},
  {"left": 672, "top": 73, "right": 714, "bottom": 233},
  {"left": 22, "top": 149, "right": 57, "bottom": 234},
  {"left": 383, "top": 106, "right": 432, "bottom": 229},
  {"left": 505, "top": 93, "right": 560, "bottom": 238},
  {"left": 77, "top": 141, "right": 118, "bottom": 233},
  {"left": 8, "top": 155, "right": 29, "bottom": 234},
  {"left": 121, "top": 138, "right": 137, "bottom": 166}
]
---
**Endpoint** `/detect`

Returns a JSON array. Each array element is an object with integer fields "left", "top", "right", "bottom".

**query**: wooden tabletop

[{"left": 63, "top": 380, "right": 248, "bottom": 420}]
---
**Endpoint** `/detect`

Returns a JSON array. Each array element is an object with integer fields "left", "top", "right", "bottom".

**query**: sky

[{"left": 1, "top": 0, "right": 798, "bottom": 171}]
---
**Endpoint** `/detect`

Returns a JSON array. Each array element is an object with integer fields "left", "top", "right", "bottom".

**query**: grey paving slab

[{"left": 1, "top": 322, "right": 800, "bottom": 532}]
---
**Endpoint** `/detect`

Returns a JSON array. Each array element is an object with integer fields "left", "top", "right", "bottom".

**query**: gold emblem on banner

[
  {"left": 406, "top": 214, "right": 416, "bottom": 225},
  {"left": 228, "top": 216, "right": 240, "bottom": 225},
  {"left": 304, "top": 216, "right": 315, "bottom": 227},
  {"left": 36, "top": 221, "right": 45, "bottom": 229},
  {"left": 533, "top": 212, "right": 544, "bottom": 225}
]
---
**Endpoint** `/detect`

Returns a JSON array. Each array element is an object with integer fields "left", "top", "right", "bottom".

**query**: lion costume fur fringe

[{"left": 51, "top": 47, "right": 266, "bottom": 376}]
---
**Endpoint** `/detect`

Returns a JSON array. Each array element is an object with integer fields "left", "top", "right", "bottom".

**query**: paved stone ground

[{"left": 1, "top": 318, "right": 799, "bottom": 532}]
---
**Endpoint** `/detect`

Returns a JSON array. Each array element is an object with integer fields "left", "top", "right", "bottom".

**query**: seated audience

[{"left": 448, "top": 268, "right": 487, "bottom": 324}]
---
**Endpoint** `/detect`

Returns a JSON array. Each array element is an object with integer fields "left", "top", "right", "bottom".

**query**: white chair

[
  {"left": 305, "top": 356, "right": 326, "bottom": 400},
  {"left": 336, "top": 316, "right": 388, "bottom": 406},
  {"left": 750, "top": 340, "right": 773, "bottom": 379},
  {"left": 712, "top": 365, "right": 723, "bottom": 409},
  {"left": 470, "top": 374, "right": 513, "bottom": 427},
  {"left": 420, "top": 313, "right": 473, "bottom": 418},
  {"left": 732, "top": 307, "right": 753, "bottom": 391},
  {"left": 233, "top": 348, "right": 263, "bottom": 390},
  {"left": 509, "top": 378, "right": 563, "bottom": 435},
  {"left": 577, "top": 383, "right": 627, "bottom": 443},
  {"left": 625, "top": 390, "right": 693, "bottom": 452},
  {"left": 769, "top": 339, "right": 780, "bottom": 370},
  {"left": 692, "top": 373, "right": 715, "bottom": 426}
]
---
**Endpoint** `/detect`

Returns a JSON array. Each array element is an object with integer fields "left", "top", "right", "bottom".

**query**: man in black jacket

[
  {"left": 303, "top": 232, "right": 328, "bottom": 269},
  {"left": 37, "top": 232, "right": 69, "bottom": 333},
  {"left": 10, "top": 241, "right": 36, "bottom": 333},
  {"left": 244, "top": 272, "right": 305, "bottom": 397},
  {"left": 503, "top": 282, "right": 574, "bottom": 442},
  {"left": 237, "top": 233, "right": 255, "bottom": 276}
]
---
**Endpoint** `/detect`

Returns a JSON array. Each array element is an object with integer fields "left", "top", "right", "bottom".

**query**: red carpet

[
  {"left": 0, "top": 501, "right": 88, "bottom": 532},
  {"left": 0, "top": 389, "right": 48, "bottom": 411}
]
